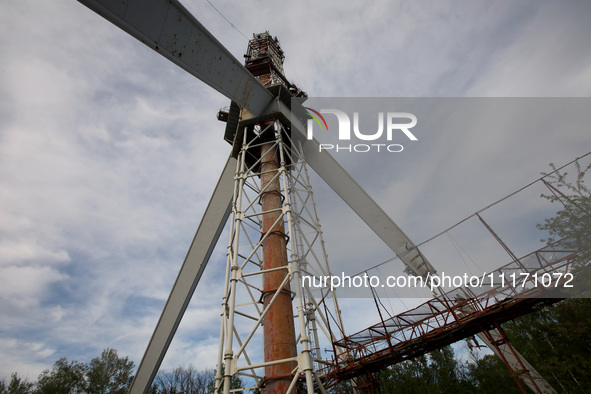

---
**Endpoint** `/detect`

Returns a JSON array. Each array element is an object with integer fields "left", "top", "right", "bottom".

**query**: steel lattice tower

[{"left": 214, "top": 34, "right": 344, "bottom": 393}]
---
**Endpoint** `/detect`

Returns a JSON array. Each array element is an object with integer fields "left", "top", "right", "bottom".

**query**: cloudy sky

[{"left": 1, "top": 0, "right": 590, "bottom": 381}]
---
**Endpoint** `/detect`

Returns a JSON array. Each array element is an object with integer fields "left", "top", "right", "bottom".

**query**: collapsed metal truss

[
  {"left": 323, "top": 240, "right": 579, "bottom": 392},
  {"left": 215, "top": 120, "right": 345, "bottom": 393}
]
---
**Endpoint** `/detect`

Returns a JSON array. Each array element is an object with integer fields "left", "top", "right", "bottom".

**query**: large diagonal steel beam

[
  {"left": 77, "top": 0, "right": 274, "bottom": 116},
  {"left": 128, "top": 156, "right": 236, "bottom": 394}
]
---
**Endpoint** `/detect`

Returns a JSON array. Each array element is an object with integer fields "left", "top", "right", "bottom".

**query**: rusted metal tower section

[
  {"left": 244, "top": 32, "right": 288, "bottom": 88},
  {"left": 214, "top": 34, "right": 344, "bottom": 393}
]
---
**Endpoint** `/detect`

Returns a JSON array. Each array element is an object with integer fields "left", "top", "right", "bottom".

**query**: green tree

[
  {"left": 377, "top": 346, "right": 475, "bottom": 393},
  {"left": 377, "top": 354, "right": 431, "bottom": 393},
  {"left": 35, "top": 358, "right": 87, "bottom": 394},
  {"left": 153, "top": 365, "right": 211, "bottom": 394},
  {"left": 537, "top": 160, "right": 591, "bottom": 272},
  {"left": 86, "top": 348, "right": 134, "bottom": 394},
  {"left": 466, "top": 354, "right": 520, "bottom": 394},
  {"left": 206, "top": 366, "right": 242, "bottom": 393},
  {"left": 508, "top": 158, "right": 591, "bottom": 391},
  {"left": 152, "top": 365, "right": 243, "bottom": 394},
  {"left": 428, "top": 346, "right": 473, "bottom": 393},
  {"left": 503, "top": 299, "right": 591, "bottom": 393},
  {"left": 0, "top": 373, "right": 34, "bottom": 394}
]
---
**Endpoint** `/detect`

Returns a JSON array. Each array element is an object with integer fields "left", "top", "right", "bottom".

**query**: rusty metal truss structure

[{"left": 320, "top": 239, "right": 580, "bottom": 392}]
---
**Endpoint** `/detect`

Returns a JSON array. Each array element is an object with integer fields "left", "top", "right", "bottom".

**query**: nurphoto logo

[{"left": 305, "top": 107, "right": 418, "bottom": 153}]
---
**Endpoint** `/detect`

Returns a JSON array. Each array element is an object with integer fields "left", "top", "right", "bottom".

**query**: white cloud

[
  {"left": 0, "top": 337, "right": 56, "bottom": 380},
  {"left": 0, "top": 238, "right": 70, "bottom": 266},
  {"left": 0, "top": 265, "right": 67, "bottom": 298}
]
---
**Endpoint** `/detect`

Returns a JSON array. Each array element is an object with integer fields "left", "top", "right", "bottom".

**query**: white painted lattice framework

[{"left": 215, "top": 120, "right": 345, "bottom": 393}]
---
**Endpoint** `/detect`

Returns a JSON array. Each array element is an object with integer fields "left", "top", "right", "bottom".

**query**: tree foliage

[
  {"left": 0, "top": 349, "right": 134, "bottom": 394},
  {"left": 151, "top": 365, "right": 213, "bottom": 394},
  {"left": 538, "top": 159, "right": 591, "bottom": 266},
  {"left": 36, "top": 358, "right": 88, "bottom": 394},
  {"left": 537, "top": 159, "right": 591, "bottom": 300},
  {"left": 149, "top": 364, "right": 244, "bottom": 394},
  {"left": 465, "top": 354, "right": 520, "bottom": 394},
  {"left": 0, "top": 373, "right": 35, "bottom": 394},
  {"left": 0, "top": 348, "right": 246, "bottom": 394},
  {"left": 375, "top": 346, "right": 478, "bottom": 393},
  {"left": 86, "top": 348, "right": 134, "bottom": 394},
  {"left": 503, "top": 299, "right": 591, "bottom": 393}
]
